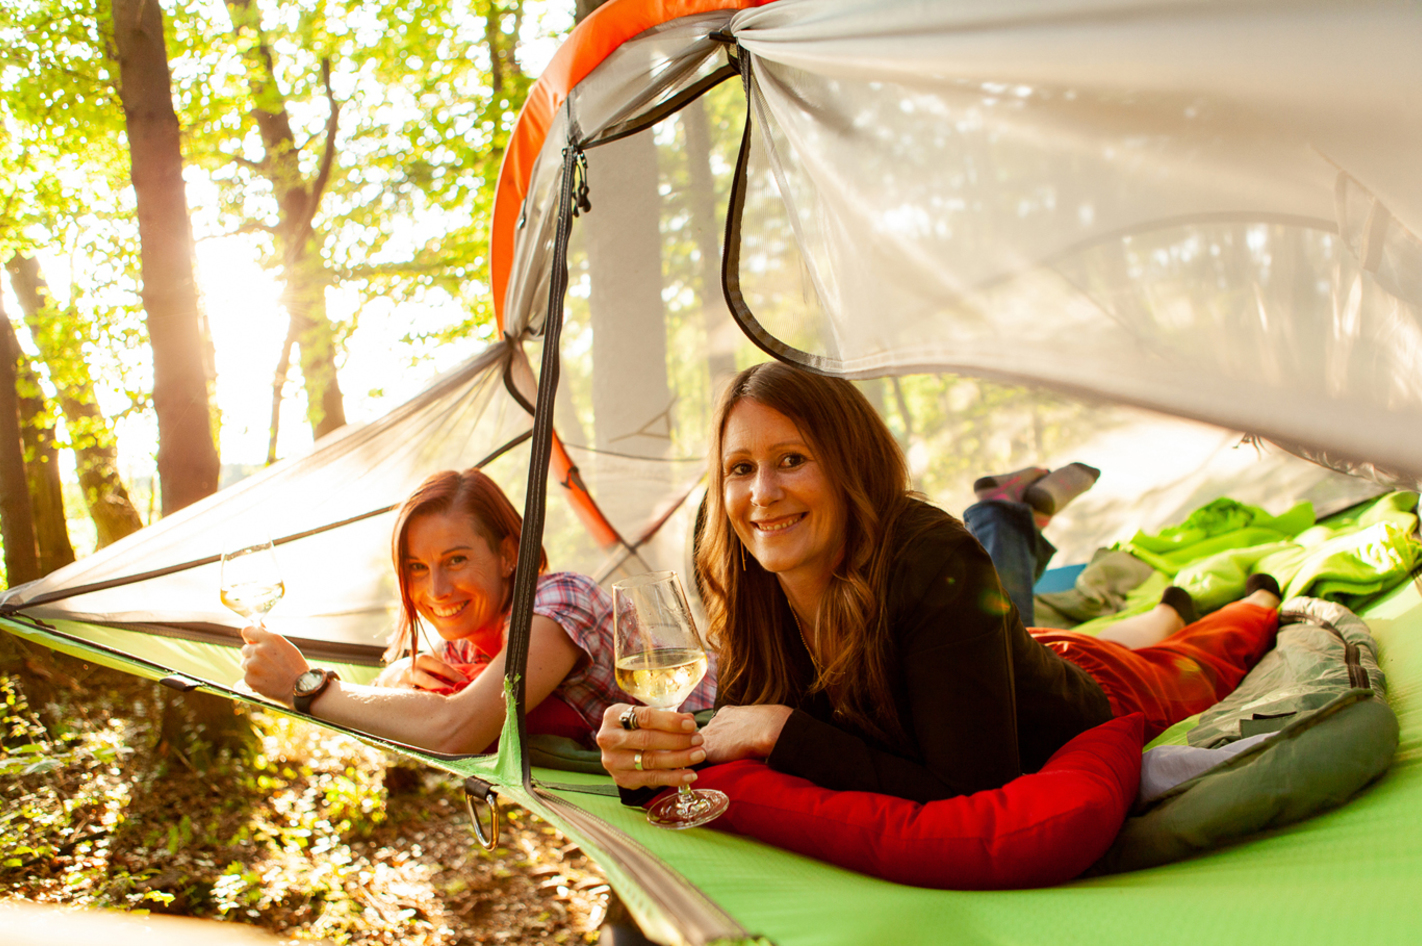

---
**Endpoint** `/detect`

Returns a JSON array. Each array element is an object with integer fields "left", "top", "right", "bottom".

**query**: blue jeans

[{"left": 963, "top": 500, "right": 1056, "bottom": 626}]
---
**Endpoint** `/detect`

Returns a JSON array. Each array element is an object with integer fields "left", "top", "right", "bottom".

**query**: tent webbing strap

[
  {"left": 504, "top": 120, "right": 583, "bottom": 791},
  {"left": 0, "top": 426, "right": 534, "bottom": 614}
]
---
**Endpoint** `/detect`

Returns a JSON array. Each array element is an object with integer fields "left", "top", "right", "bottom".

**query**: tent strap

[{"left": 504, "top": 116, "right": 583, "bottom": 791}]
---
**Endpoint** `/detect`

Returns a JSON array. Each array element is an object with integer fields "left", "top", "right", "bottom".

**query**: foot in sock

[
  {"left": 1023, "top": 462, "right": 1100, "bottom": 516},
  {"left": 973, "top": 466, "right": 1049, "bottom": 505},
  {"left": 1159, "top": 586, "right": 1198, "bottom": 626},
  {"left": 1243, "top": 573, "right": 1282, "bottom": 608}
]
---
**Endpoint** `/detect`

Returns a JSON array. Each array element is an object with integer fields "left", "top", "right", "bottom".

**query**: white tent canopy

[{"left": 506, "top": 0, "right": 1422, "bottom": 478}]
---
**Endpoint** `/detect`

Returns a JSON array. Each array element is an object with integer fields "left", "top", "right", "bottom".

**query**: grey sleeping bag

[
  {"left": 1188, "top": 597, "right": 1387, "bottom": 747},
  {"left": 1090, "top": 597, "right": 1398, "bottom": 875}
]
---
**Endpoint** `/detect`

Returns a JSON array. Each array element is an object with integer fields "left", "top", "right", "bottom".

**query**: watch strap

[{"left": 293, "top": 669, "right": 340, "bottom": 714}]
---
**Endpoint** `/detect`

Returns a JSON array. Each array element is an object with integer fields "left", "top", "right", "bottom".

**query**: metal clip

[
  {"left": 463, "top": 776, "right": 501, "bottom": 850},
  {"left": 159, "top": 674, "right": 201, "bottom": 692},
  {"left": 570, "top": 149, "right": 592, "bottom": 217}
]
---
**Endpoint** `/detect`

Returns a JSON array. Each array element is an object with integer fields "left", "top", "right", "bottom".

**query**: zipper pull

[{"left": 573, "top": 150, "right": 592, "bottom": 216}]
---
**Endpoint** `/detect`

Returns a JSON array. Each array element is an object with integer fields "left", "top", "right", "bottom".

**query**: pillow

[
  {"left": 665, "top": 713, "right": 1143, "bottom": 890},
  {"left": 525, "top": 694, "right": 594, "bottom": 741}
]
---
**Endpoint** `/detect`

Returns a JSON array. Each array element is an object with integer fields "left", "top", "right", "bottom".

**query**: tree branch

[
  {"left": 214, "top": 149, "right": 265, "bottom": 172},
  {"left": 267, "top": 315, "right": 301, "bottom": 465},
  {"left": 288, "top": 57, "right": 340, "bottom": 259}
]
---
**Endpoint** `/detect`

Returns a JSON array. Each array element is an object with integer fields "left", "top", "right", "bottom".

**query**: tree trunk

[
  {"left": 2, "top": 312, "right": 74, "bottom": 577},
  {"left": 18, "top": 377, "right": 76, "bottom": 576},
  {"left": 224, "top": 0, "right": 347, "bottom": 443},
  {"left": 486, "top": 1, "right": 525, "bottom": 95},
  {"left": 112, "top": 1, "right": 253, "bottom": 756},
  {"left": 7, "top": 254, "right": 144, "bottom": 546},
  {"left": 110, "top": 0, "right": 221, "bottom": 516},
  {"left": 575, "top": 0, "right": 609, "bottom": 21},
  {"left": 682, "top": 96, "right": 739, "bottom": 389},
  {"left": 0, "top": 304, "right": 40, "bottom": 587}
]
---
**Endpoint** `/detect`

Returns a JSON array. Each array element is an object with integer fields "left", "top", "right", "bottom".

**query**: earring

[{"left": 739, "top": 541, "right": 746, "bottom": 571}]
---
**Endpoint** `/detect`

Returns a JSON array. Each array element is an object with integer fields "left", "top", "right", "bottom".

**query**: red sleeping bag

[{"left": 664, "top": 713, "right": 1143, "bottom": 889}]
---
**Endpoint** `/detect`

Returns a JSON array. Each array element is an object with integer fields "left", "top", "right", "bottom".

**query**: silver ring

[
  {"left": 633, "top": 751, "right": 644, "bottom": 772},
  {"left": 619, "top": 706, "right": 640, "bottom": 731}
]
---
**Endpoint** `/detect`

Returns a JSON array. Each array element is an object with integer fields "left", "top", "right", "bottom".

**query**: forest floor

[{"left": 0, "top": 649, "right": 616, "bottom": 945}]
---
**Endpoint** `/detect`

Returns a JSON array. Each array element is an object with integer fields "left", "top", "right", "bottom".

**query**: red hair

[{"left": 384, "top": 468, "right": 549, "bottom": 663}]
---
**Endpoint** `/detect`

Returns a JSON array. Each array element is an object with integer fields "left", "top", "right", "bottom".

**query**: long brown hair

[
  {"left": 383, "top": 468, "right": 548, "bottom": 663},
  {"left": 697, "top": 363, "right": 913, "bottom": 743}
]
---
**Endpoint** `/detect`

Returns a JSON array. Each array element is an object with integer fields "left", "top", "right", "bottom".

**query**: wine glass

[
  {"left": 612, "top": 571, "right": 728, "bottom": 829},
  {"left": 220, "top": 536, "right": 285, "bottom": 628}
]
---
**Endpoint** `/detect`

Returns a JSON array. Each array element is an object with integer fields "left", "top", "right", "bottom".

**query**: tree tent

[{"left": 5, "top": 0, "right": 1422, "bottom": 942}]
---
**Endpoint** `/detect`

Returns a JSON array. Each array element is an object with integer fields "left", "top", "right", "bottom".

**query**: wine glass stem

[{"left": 675, "top": 785, "right": 698, "bottom": 815}]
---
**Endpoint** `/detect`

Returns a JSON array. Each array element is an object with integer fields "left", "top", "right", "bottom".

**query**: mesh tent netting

[{"left": 5, "top": 0, "right": 1422, "bottom": 943}]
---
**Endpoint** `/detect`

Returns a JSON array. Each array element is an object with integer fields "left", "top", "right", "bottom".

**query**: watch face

[{"left": 295, "top": 669, "right": 326, "bottom": 695}]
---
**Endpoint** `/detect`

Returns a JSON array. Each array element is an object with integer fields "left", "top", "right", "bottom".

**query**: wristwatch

[{"left": 293, "top": 668, "right": 340, "bottom": 714}]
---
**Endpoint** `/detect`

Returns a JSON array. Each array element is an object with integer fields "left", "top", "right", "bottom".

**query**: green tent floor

[
  {"left": 532, "top": 577, "right": 1422, "bottom": 945},
  {"left": 6, "top": 570, "right": 1421, "bottom": 944}
]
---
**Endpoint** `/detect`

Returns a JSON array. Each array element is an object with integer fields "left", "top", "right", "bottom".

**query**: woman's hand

[
  {"left": 596, "top": 703, "right": 706, "bottom": 790},
  {"left": 700, "top": 704, "right": 793, "bottom": 763},
  {"left": 240, "top": 625, "right": 310, "bottom": 706},
  {"left": 374, "top": 653, "right": 471, "bottom": 691}
]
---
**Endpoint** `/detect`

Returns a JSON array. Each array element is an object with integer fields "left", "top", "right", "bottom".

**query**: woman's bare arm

[{"left": 241, "top": 615, "right": 583, "bottom": 754}]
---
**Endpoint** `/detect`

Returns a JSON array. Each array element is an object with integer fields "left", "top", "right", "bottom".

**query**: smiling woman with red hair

[{"left": 240, "top": 468, "right": 714, "bottom": 755}]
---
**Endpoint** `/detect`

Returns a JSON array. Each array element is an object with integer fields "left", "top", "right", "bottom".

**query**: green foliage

[
  {"left": 172, "top": 0, "right": 541, "bottom": 352},
  {"left": 0, "top": 674, "right": 134, "bottom": 878},
  {"left": 1, "top": 0, "right": 153, "bottom": 436},
  {"left": 1, "top": 664, "right": 612, "bottom": 941}
]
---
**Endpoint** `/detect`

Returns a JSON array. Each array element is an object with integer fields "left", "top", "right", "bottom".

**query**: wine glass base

[{"left": 646, "top": 787, "right": 729, "bottom": 829}]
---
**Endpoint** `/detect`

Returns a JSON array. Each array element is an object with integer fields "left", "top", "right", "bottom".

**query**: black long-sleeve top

[{"left": 761, "top": 500, "right": 1112, "bottom": 803}]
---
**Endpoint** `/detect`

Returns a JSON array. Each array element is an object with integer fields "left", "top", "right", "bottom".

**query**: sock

[
  {"left": 973, "top": 466, "right": 1049, "bottom": 505},
  {"left": 1159, "top": 586, "right": 1198, "bottom": 625},
  {"left": 1245, "top": 573, "right": 1282, "bottom": 599},
  {"left": 1024, "top": 462, "right": 1101, "bottom": 516}
]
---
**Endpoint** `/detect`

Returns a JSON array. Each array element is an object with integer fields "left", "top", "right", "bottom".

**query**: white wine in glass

[
  {"left": 220, "top": 538, "right": 285, "bottom": 627},
  {"left": 612, "top": 571, "right": 728, "bottom": 830}
]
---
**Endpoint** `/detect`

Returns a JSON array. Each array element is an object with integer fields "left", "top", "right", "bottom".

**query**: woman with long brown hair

[
  {"left": 241, "top": 468, "right": 714, "bottom": 754},
  {"left": 597, "top": 363, "right": 1280, "bottom": 802}
]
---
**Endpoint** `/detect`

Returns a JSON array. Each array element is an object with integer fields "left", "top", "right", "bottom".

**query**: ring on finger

[
  {"left": 619, "top": 706, "right": 640, "bottom": 731},
  {"left": 633, "top": 751, "right": 644, "bottom": 772}
]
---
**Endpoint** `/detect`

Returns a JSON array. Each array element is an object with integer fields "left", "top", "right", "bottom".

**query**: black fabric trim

[
  {"left": 504, "top": 119, "right": 582, "bottom": 792},
  {"left": 501, "top": 346, "right": 538, "bottom": 415},
  {"left": 583, "top": 62, "right": 739, "bottom": 150},
  {"left": 718, "top": 48, "right": 833, "bottom": 376}
]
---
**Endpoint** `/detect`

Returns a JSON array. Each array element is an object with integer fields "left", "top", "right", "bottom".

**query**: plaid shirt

[{"left": 442, "top": 572, "right": 716, "bottom": 727}]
